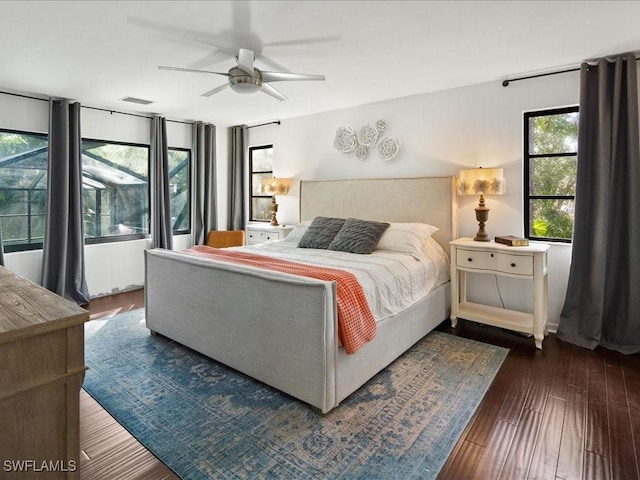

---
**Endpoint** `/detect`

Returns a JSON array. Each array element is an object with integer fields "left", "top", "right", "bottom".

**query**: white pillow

[
  {"left": 282, "top": 221, "right": 311, "bottom": 244},
  {"left": 375, "top": 222, "right": 439, "bottom": 256}
]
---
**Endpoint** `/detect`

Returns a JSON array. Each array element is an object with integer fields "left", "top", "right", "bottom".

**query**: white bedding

[{"left": 229, "top": 238, "right": 450, "bottom": 322}]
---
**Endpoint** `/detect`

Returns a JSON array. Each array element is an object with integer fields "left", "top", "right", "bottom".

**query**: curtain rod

[
  {"left": 0, "top": 89, "right": 192, "bottom": 125},
  {"left": 83, "top": 105, "right": 192, "bottom": 125},
  {"left": 247, "top": 120, "right": 281, "bottom": 129},
  {"left": 502, "top": 55, "right": 640, "bottom": 87},
  {"left": 502, "top": 67, "right": 580, "bottom": 86}
]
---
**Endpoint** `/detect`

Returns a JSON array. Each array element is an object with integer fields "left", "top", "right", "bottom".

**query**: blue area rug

[{"left": 83, "top": 309, "right": 508, "bottom": 479}]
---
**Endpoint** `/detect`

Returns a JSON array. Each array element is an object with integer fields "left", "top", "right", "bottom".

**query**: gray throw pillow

[
  {"left": 328, "top": 218, "right": 390, "bottom": 254},
  {"left": 297, "top": 216, "right": 346, "bottom": 249}
]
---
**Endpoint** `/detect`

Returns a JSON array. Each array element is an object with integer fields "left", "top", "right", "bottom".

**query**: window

[
  {"left": 249, "top": 145, "right": 274, "bottom": 222},
  {"left": 1, "top": 130, "right": 192, "bottom": 251},
  {"left": 168, "top": 148, "right": 190, "bottom": 234},
  {"left": 82, "top": 139, "right": 149, "bottom": 242},
  {"left": 0, "top": 130, "right": 49, "bottom": 251},
  {"left": 524, "top": 106, "right": 579, "bottom": 242},
  {"left": 82, "top": 142, "right": 192, "bottom": 240}
]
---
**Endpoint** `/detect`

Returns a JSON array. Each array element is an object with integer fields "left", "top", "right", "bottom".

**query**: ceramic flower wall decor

[
  {"left": 333, "top": 126, "right": 357, "bottom": 154},
  {"left": 357, "top": 123, "right": 379, "bottom": 146},
  {"left": 333, "top": 119, "right": 400, "bottom": 161}
]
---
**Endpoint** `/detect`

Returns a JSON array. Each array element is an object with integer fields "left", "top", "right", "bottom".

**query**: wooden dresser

[{"left": 0, "top": 266, "right": 88, "bottom": 479}]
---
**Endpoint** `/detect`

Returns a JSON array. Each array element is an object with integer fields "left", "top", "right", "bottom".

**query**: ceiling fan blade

[
  {"left": 260, "top": 83, "right": 287, "bottom": 101},
  {"left": 201, "top": 84, "right": 230, "bottom": 97},
  {"left": 189, "top": 51, "right": 232, "bottom": 70},
  {"left": 237, "top": 48, "right": 255, "bottom": 75},
  {"left": 263, "top": 35, "right": 341, "bottom": 48},
  {"left": 159, "top": 66, "right": 229, "bottom": 76},
  {"left": 128, "top": 17, "right": 236, "bottom": 53},
  {"left": 261, "top": 71, "right": 326, "bottom": 83},
  {"left": 232, "top": 1, "right": 252, "bottom": 39}
]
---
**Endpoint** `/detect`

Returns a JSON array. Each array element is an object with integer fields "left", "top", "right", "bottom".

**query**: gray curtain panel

[
  {"left": 193, "top": 122, "right": 217, "bottom": 245},
  {"left": 150, "top": 116, "right": 173, "bottom": 250},
  {"left": 558, "top": 53, "right": 640, "bottom": 354},
  {"left": 41, "top": 99, "right": 90, "bottom": 305},
  {"left": 228, "top": 125, "right": 247, "bottom": 230}
]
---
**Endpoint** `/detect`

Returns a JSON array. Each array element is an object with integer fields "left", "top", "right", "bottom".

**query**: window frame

[
  {"left": 0, "top": 128, "right": 49, "bottom": 253},
  {"left": 248, "top": 144, "right": 274, "bottom": 223},
  {"left": 82, "top": 137, "right": 150, "bottom": 245},
  {"left": 523, "top": 105, "right": 579, "bottom": 243}
]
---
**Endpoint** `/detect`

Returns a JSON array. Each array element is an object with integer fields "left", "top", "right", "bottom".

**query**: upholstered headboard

[{"left": 299, "top": 176, "right": 457, "bottom": 251}]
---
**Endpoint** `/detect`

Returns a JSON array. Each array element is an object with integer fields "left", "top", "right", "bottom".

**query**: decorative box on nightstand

[
  {"left": 245, "top": 223, "right": 294, "bottom": 245},
  {"left": 449, "top": 237, "right": 550, "bottom": 349}
]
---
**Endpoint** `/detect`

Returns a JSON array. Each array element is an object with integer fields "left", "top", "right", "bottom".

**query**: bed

[{"left": 145, "top": 176, "right": 457, "bottom": 413}]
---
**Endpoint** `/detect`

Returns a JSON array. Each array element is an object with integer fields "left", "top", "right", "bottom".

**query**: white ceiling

[{"left": 2, "top": 1, "right": 640, "bottom": 126}]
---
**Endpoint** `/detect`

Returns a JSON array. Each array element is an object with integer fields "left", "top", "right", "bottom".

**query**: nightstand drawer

[
  {"left": 246, "top": 230, "right": 266, "bottom": 244},
  {"left": 497, "top": 253, "right": 534, "bottom": 276},
  {"left": 245, "top": 225, "right": 293, "bottom": 245},
  {"left": 456, "top": 248, "right": 497, "bottom": 270}
]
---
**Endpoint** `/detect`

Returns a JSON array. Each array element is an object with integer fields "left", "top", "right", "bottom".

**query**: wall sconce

[
  {"left": 458, "top": 167, "right": 506, "bottom": 241},
  {"left": 261, "top": 177, "right": 292, "bottom": 226}
]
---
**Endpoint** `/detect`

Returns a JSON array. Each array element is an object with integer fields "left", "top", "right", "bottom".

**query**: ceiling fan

[{"left": 159, "top": 48, "right": 326, "bottom": 101}]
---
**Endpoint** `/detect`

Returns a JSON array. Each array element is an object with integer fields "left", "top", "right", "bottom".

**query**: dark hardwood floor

[
  {"left": 435, "top": 321, "right": 640, "bottom": 480},
  {"left": 82, "top": 289, "right": 640, "bottom": 480},
  {"left": 81, "top": 289, "right": 178, "bottom": 480}
]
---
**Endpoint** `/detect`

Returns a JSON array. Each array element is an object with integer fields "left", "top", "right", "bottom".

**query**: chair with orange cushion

[{"left": 206, "top": 230, "right": 245, "bottom": 248}]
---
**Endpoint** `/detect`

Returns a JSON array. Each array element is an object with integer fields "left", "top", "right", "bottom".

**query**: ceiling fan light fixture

[
  {"left": 229, "top": 80, "right": 261, "bottom": 94},
  {"left": 229, "top": 67, "right": 262, "bottom": 94}
]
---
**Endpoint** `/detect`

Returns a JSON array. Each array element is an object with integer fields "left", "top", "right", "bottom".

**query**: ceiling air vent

[{"left": 120, "top": 96, "right": 154, "bottom": 105}]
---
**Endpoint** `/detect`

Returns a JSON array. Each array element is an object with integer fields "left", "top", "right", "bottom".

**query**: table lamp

[
  {"left": 261, "top": 177, "right": 292, "bottom": 226},
  {"left": 458, "top": 167, "right": 506, "bottom": 241}
]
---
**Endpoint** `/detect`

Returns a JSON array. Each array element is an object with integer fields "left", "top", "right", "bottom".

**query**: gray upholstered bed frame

[{"left": 145, "top": 176, "right": 457, "bottom": 413}]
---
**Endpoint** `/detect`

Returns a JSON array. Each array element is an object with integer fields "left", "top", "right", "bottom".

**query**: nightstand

[
  {"left": 450, "top": 237, "right": 550, "bottom": 349},
  {"left": 245, "top": 224, "right": 294, "bottom": 245}
]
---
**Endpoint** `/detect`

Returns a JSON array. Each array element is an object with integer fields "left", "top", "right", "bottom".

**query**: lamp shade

[
  {"left": 261, "top": 177, "right": 292, "bottom": 196},
  {"left": 458, "top": 168, "right": 506, "bottom": 196}
]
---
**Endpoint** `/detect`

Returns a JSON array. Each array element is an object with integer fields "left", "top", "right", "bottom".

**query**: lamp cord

[{"left": 495, "top": 275, "right": 506, "bottom": 309}]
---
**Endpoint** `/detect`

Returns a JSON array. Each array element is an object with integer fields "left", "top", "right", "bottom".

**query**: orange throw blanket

[{"left": 185, "top": 245, "right": 377, "bottom": 354}]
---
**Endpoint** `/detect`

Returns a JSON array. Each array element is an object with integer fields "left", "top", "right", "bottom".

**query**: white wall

[
  {"left": 0, "top": 94, "right": 194, "bottom": 297},
  {"left": 247, "top": 73, "right": 581, "bottom": 329}
]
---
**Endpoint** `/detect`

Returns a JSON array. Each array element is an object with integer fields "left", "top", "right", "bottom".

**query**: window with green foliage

[
  {"left": 524, "top": 106, "right": 579, "bottom": 242},
  {"left": 1, "top": 130, "right": 191, "bottom": 252},
  {"left": 0, "top": 130, "right": 48, "bottom": 251},
  {"left": 81, "top": 139, "right": 149, "bottom": 242},
  {"left": 249, "top": 145, "right": 274, "bottom": 222}
]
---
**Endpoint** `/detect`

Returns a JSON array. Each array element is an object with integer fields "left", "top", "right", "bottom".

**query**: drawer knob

[
  {"left": 491, "top": 253, "right": 494, "bottom": 257},
  {"left": 468, "top": 258, "right": 473, "bottom": 262},
  {"left": 511, "top": 263, "right": 516, "bottom": 267}
]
